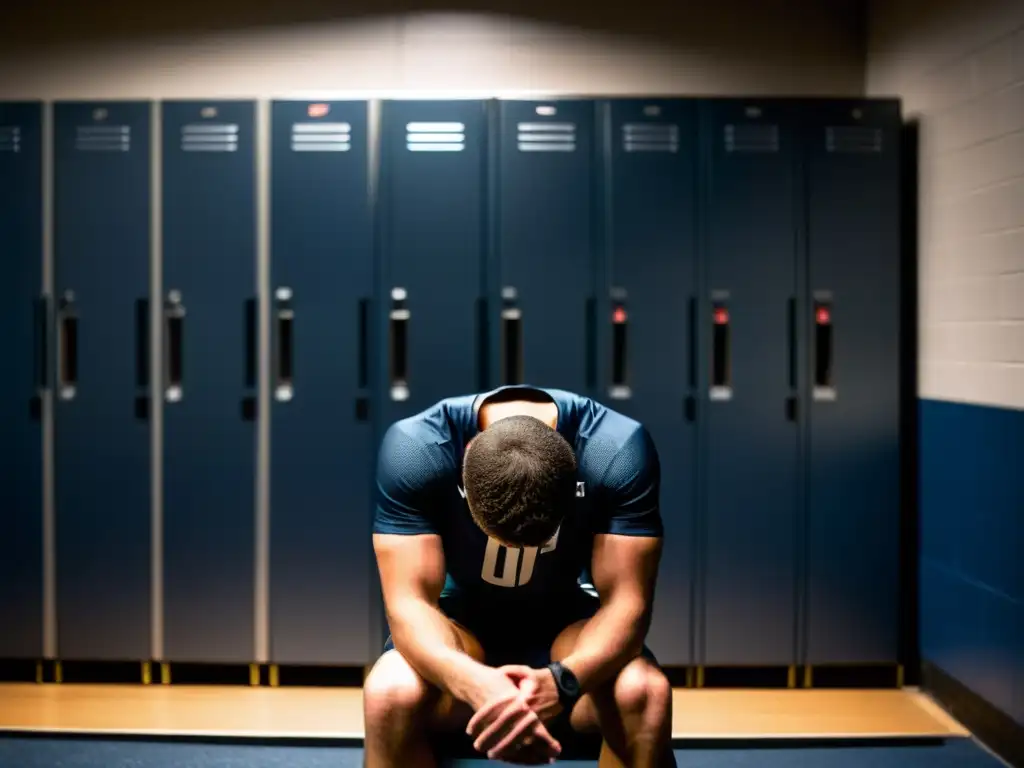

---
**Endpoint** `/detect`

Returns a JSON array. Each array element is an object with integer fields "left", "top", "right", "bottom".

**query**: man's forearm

[
  {"left": 388, "top": 598, "right": 490, "bottom": 704},
  {"left": 560, "top": 597, "right": 649, "bottom": 694}
]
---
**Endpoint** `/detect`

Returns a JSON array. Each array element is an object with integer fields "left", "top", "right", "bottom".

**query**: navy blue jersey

[{"left": 373, "top": 386, "right": 662, "bottom": 608}]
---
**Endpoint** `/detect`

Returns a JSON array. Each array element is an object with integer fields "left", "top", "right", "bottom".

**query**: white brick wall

[
  {"left": 0, "top": 4, "right": 863, "bottom": 100},
  {"left": 869, "top": 0, "right": 1024, "bottom": 410}
]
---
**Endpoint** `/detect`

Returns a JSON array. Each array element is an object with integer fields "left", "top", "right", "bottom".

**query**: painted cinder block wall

[{"left": 868, "top": 0, "right": 1024, "bottom": 726}]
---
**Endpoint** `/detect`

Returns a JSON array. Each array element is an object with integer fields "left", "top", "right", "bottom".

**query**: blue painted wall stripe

[{"left": 919, "top": 398, "right": 1024, "bottom": 726}]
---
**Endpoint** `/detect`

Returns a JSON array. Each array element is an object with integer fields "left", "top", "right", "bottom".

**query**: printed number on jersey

[{"left": 480, "top": 528, "right": 560, "bottom": 587}]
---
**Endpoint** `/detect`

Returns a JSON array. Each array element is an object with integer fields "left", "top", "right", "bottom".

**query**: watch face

[{"left": 560, "top": 668, "right": 580, "bottom": 696}]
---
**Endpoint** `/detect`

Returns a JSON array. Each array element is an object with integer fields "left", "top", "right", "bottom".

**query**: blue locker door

[
  {"left": 701, "top": 100, "right": 800, "bottom": 666},
  {"left": 495, "top": 100, "right": 596, "bottom": 393},
  {"left": 604, "top": 99, "right": 699, "bottom": 666},
  {"left": 803, "top": 100, "right": 902, "bottom": 665},
  {"left": 0, "top": 103, "right": 44, "bottom": 658},
  {"left": 378, "top": 100, "right": 487, "bottom": 423},
  {"left": 53, "top": 102, "right": 152, "bottom": 660},
  {"left": 269, "top": 101, "right": 374, "bottom": 665},
  {"left": 162, "top": 101, "right": 256, "bottom": 663},
  {"left": 376, "top": 100, "right": 488, "bottom": 648}
]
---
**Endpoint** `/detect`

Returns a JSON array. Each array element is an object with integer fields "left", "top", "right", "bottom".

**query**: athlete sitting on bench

[{"left": 364, "top": 385, "right": 674, "bottom": 767}]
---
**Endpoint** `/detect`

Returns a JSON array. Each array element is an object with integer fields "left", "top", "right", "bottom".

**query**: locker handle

[
  {"left": 30, "top": 295, "right": 49, "bottom": 421},
  {"left": 476, "top": 297, "right": 488, "bottom": 391},
  {"left": 812, "top": 296, "right": 836, "bottom": 401},
  {"left": 389, "top": 288, "right": 410, "bottom": 402},
  {"left": 245, "top": 298, "right": 257, "bottom": 390},
  {"left": 34, "top": 295, "right": 50, "bottom": 391},
  {"left": 501, "top": 291, "right": 522, "bottom": 386},
  {"left": 684, "top": 295, "right": 697, "bottom": 422},
  {"left": 358, "top": 298, "right": 369, "bottom": 390},
  {"left": 164, "top": 291, "right": 185, "bottom": 403},
  {"left": 56, "top": 291, "right": 78, "bottom": 402},
  {"left": 273, "top": 288, "right": 294, "bottom": 403},
  {"left": 241, "top": 298, "right": 257, "bottom": 421},
  {"left": 355, "top": 298, "right": 370, "bottom": 422},
  {"left": 786, "top": 297, "right": 797, "bottom": 422},
  {"left": 687, "top": 296, "right": 697, "bottom": 389},
  {"left": 136, "top": 298, "right": 149, "bottom": 389},
  {"left": 135, "top": 298, "right": 150, "bottom": 421},
  {"left": 787, "top": 297, "right": 796, "bottom": 390},
  {"left": 585, "top": 297, "right": 596, "bottom": 390},
  {"left": 709, "top": 298, "right": 731, "bottom": 401},
  {"left": 608, "top": 293, "right": 630, "bottom": 400}
]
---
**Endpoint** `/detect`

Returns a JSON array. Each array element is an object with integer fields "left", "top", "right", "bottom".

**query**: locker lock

[
  {"left": 813, "top": 296, "right": 836, "bottom": 401},
  {"left": 609, "top": 292, "right": 630, "bottom": 401},
  {"left": 389, "top": 287, "right": 410, "bottom": 402},
  {"left": 500, "top": 286, "right": 523, "bottom": 386},
  {"left": 710, "top": 297, "right": 732, "bottom": 401}
]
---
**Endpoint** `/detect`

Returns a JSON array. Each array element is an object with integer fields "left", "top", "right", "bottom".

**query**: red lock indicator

[
  {"left": 613, "top": 306, "right": 628, "bottom": 324},
  {"left": 816, "top": 306, "right": 831, "bottom": 325},
  {"left": 713, "top": 307, "right": 729, "bottom": 325}
]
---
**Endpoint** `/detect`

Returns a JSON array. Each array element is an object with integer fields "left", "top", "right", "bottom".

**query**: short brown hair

[{"left": 462, "top": 415, "right": 577, "bottom": 547}]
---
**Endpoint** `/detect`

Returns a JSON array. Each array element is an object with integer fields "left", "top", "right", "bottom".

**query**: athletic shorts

[{"left": 383, "top": 587, "right": 657, "bottom": 669}]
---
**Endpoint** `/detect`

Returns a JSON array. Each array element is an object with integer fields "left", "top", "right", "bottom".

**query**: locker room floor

[
  {"left": 0, "top": 683, "right": 991, "bottom": 766},
  {"left": 0, "top": 737, "right": 1008, "bottom": 768}
]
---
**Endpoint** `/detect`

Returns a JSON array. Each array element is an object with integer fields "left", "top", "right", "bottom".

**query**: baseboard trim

[{"left": 922, "top": 661, "right": 1024, "bottom": 768}]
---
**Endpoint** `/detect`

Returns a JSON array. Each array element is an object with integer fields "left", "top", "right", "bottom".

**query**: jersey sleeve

[
  {"left": 372, "top": 422, "right": 446, "bottom": 536},
  {"left": 596, "top": 425, "right": 664, "bottom": 537}
]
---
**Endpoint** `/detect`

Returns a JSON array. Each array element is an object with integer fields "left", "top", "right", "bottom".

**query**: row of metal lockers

[{"left": 1, "top": 96, "right": 903, "bottom": 671}]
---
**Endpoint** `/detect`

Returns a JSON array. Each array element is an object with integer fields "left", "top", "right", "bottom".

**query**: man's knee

[
  {"left": 363, "top": 650, "right": 436, "bottom": 728},
  {"left": 613, "top": 658, "right": 672, "bottom": 718}
]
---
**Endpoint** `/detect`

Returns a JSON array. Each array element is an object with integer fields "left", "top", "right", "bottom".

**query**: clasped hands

[{"left": 465, "top": 664, "right": 566, "bottom": 764}]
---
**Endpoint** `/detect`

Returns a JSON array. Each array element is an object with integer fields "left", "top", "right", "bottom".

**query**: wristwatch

[{"left": 547, "top": 662, "right": 582, "bottom": 710}]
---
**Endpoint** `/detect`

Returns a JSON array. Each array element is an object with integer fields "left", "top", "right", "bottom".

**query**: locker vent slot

[
  {"left": 406, "top": 122, "right": 465, "bottom": 152},
  {"left": 826, "top": 126, "right": 883, "bottom": 154},
  {"left": 517, "top": 122, "right": 576, "bottom": 152},
  {"left": 0, "top": 125, "right": 19, "bottom": 153},
  {"left": 622, "top": 122, "right": 678, "bottom": 153},
  {"left": 75, "top": 125, "right": 130, "bottom": 152},
  {"left": 181, "top": 123, "right": 240, "bottom": 152},
  {"left": 724, "top": 124, "right": 779, "bottom": 153},
  {"left": 291, "top": 121, "right": 351, "bottom": 152}
]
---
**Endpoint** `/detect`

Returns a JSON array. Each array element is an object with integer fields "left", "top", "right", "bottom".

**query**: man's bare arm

[
  {"left": 558, "top": 533, "right": 662, "bottom": 694},
  {"left": 374, "top": 532, "right": 491, "bottom": 705}
]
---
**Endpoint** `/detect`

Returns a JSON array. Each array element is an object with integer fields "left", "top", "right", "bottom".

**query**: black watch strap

[{"left": 547, "top": 662, "right": 582, "bottom": 709}]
